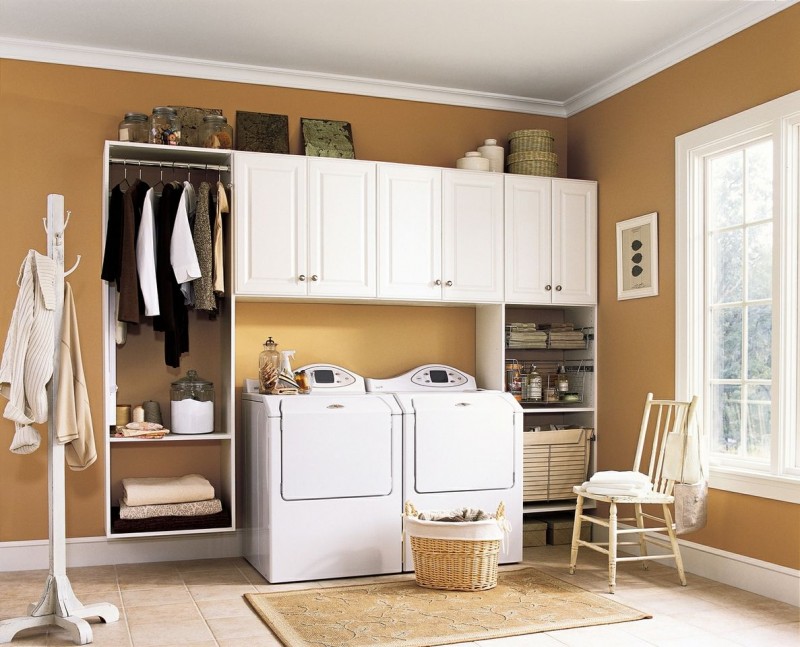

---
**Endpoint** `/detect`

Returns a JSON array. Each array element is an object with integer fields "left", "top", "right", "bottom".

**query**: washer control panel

[
  {"left": 296, "top": 364, "right": 364, "bottom": 393},
  {"left": 365, "top": 364, "right": 476, "bottom": 392}
]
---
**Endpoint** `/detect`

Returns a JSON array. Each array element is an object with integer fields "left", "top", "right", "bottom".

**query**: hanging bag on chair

[{"left": 672, "top": 422, "right": 708, "bottom": 535}]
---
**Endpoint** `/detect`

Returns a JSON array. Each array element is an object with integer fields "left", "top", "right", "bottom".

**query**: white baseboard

[
  {"left": 0, "top": 531, "right": 243, "bottom": 572},
  {"left": 595, "top": 525, "right": 799, "bottom": 606}
]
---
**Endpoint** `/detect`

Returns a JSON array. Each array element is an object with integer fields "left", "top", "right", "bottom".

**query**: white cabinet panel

[
  {"left": 308, "top": 158, "right": 376, "bottom": 297},
  {"left": 377, "top": 163, "right": 442, "bottom": 300},
  {"left": 442, "top": 170, "right": 504, "bottom": 302},
  {"left": 234, "top": 152, "right": 307, "bottom": 296},
  {"left": 552, "top": 180, "right": 597, "bottom": 305}
]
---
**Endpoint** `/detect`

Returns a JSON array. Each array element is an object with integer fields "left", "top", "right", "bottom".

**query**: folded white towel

[
  {"left": 589, "top": 470, "right": 651, "bottom": 486},
  {"left": 581, "top": 481, "right": 652, "bottom": 493},
  {"left": 122, "top": 474, "right": 214, "bottom": 507}
]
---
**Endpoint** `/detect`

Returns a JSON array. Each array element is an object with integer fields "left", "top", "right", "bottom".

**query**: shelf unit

[
  {"left": 101, "top": 141, "right": 235, "bottom": 538},
  {"left": 477, "top": 303, "right": 597, "bottom": 513}
]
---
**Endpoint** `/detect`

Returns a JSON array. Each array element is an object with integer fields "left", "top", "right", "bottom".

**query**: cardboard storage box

[
  {"left": 542, "top": 514, "right": 591, "bottom": 545},
  {"left": 523, "top": 519, "right": 547, "bottom": 547}
]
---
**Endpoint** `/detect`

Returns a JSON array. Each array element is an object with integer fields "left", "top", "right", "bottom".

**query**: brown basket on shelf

[
  {"left": 509, "top": 135, "right": 554, "bottom": 154},
  {"left": 404, "top": 501, "right": 506, "bottom": 592},
  {"left": 506, "top": 150, "right": 558, "bottom": 177}
]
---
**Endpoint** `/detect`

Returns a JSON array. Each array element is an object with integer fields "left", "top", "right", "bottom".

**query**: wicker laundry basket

[{"left": 404, "top": 501, "right": 507, "bottom": 591}]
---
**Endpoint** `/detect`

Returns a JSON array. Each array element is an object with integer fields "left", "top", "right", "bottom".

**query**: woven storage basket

[
  {"left": 404, "top": 501, "right": 505, "bottom": 592},
  {"left": 506, "top": 150, "right": 559, "bottom": 177},
  {"left": 508, "top": 129, "right": 554, "bottom": 154}
]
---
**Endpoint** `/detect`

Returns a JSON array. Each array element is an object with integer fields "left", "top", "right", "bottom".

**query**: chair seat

[{"left": 572, "top": 485, "right": 674, "bottom": 505}]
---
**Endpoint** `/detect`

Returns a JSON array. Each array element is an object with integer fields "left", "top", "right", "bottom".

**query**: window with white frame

[{"left": 676, "top": 90, "right": 800, "bottom": 504}]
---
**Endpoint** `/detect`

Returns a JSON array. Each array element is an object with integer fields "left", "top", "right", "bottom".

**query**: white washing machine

[
  {"left": 365, "top": 364, "right": 523, "bottom": 570},
  {"left": 242, "top": 364, "right": 402, "bottom": 583}
]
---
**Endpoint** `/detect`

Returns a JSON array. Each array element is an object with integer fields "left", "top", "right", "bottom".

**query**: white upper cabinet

[
  {"left": 308, "top": 158, "right": 376, "bottom": 298},
  {"left": 235, "top": 153, "right": 376, "bottom": 298},
  {"left": 442, "top": 170, "right": 505, "bottom": 302},
  {"left": 377, "top": 163, "right": 442, "bottom": 300},
  {"left": 505, "top": 176, "right": 597, "bottom": 305},
  {"left": 235, "top": 152, "right": 307, "bottom": 296}
]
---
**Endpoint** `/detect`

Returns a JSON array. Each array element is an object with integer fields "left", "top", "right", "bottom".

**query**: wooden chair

[{"left": 569, "top": 393, "right": 699, "bottom": 593}]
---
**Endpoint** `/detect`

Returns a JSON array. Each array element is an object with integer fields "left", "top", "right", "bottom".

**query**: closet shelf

[{"left": 110, "top": 432, "right": 232, "bottom": 443}]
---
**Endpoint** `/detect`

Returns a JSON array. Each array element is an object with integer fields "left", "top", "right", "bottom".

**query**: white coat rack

[{"left": 0, "top": 195, "right": 119, "bottom": 645}]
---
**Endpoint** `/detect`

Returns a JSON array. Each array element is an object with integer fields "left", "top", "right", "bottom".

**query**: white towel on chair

[
  {"left": 589, "top": 470, "right": 651, "bottom": 486},
  {"left": 583, "top": 481, "right": 653, "bottom": 497}
]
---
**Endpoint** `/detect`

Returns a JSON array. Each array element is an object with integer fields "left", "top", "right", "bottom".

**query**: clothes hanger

[
  {"left": 152, "top": 164, "right": 165, "bottom": 193},
  {"left": 118, "top": 161, "right": 130, "bottom": 192}
]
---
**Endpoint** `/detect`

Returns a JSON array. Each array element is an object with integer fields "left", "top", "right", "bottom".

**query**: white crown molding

[
  {"left": 0, "top": 36, "right": 566, "bottom": 117},
  {"left": 564, "top": 1, "right": 798, "bottom": 116}
]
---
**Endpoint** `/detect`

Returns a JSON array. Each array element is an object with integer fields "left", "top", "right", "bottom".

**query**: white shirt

[
  {"left": 136, "top": 188, "right": 159, "bottom": 316},
  {"left": 170, "top": 182, "right": 200, "bottom": 304}
]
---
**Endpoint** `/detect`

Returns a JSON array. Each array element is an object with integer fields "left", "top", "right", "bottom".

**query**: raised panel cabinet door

[
  {"left": 234, "top": 152, "right": 307, "bottom": 295},
  {"left": 551, "top": 179, "right": 597, "bottom": 304},
  {"left": 442, "top": 169, "right": 504, "bottom": 302},
  {"left": 377, "top": 163, "right": 442, "bottom": 300},
  {"left": 504, "top": 175, "right": 552, "bottom": 304},
  {"left": 308, "top": 158, "right": 377, "bottom": 298}
]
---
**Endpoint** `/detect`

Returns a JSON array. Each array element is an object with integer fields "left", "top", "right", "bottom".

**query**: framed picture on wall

[{"left": 616, "top": 212, "right": 659, "bottom": 300}]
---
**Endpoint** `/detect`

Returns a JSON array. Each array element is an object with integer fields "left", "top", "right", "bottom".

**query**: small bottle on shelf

[
  {"left": 524, "top": 365, "right": 543, "bottom": 402},
  {"left": 557, "top": 365, "right": 570, "bottom": 394}
]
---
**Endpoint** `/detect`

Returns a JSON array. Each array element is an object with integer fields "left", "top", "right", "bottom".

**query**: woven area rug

[{"left": 244, "top": 567, "right": 650, "bottom": 647}]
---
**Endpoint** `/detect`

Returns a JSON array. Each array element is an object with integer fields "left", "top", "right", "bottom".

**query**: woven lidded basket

[
  {"left": 506, "top": 150, "right": 558, "bottom": 177},
  {"left": 508, "top": 129, "right": 554, "bottom": 154},
  {"left": 404, "top": 501, "right": 506, "bottom": 592}
]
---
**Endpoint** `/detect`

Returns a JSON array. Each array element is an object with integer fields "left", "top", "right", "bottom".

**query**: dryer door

[
  {"left": 412, "top": 393, "right": 515, "bottom": 492},
  {"left": 280, "top": 397, "right": 394, "bottom": 500}
]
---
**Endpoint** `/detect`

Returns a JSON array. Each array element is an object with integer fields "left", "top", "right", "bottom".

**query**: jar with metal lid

[
  {"left": 199, "top": 114, "right": 233, "bottom": 149},
  {"left": 170, "top": 369, "right": 214, "bottom": 434},
  {"left": 118, "top": 112, "right": 149, "bottom": 143},
  {"left": 258, "top": 337, "right": 280, "bottom": 394},
  {"left": 149, "top": 106, "right": 181, "bottom": 146}
]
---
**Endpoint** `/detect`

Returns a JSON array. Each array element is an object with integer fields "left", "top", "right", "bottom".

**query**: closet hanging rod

[{"left": 109, "top": 158, "right": 230, "bottom": 172}]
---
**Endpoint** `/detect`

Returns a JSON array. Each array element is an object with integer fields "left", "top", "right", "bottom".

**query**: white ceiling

[{"left": 0, "top": 0, "right": 795, "bottom": 116}]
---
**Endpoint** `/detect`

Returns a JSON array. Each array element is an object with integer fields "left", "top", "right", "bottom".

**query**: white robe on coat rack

[{"left": 0, "top": 250, "right": 56, "bottom": 454}]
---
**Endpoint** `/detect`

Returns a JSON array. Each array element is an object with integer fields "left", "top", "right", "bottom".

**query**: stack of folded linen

[
  {"left": 119, "top": 473, "right": 221, "bottom": 520},
  {"left": 581, "top": 470, "right": 653, "bottom": 496}
]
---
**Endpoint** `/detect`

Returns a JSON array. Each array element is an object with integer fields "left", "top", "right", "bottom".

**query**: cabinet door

[
  {"left": 308, "top": 158, "right": 377, "bottom": 297},
  {"left": 552, "top": 179, "right": 597, "bottom": 304},
  {"left": 377, "top": 163, "right": 442, "bottom": 300},
  {"left": 504, "top": 175, "right": 552, "bottom": 303},
  {"left": 442, "top": 169, "right": 504, "bottom": 302},
  {"left": 234, "top": 152, "right": 307, "bottom": 295}
]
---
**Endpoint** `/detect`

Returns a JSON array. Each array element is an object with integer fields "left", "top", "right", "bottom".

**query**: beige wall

[
  {"left": 567, "top": 5, "right": 800, "bottom": 569},
  {"left": 0, "top": 58, "right": 560, "bottom": 542}
]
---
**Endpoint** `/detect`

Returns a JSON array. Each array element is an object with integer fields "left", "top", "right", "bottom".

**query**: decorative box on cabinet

[
  {"left": 101, "top": 141, "right": 235, "bottom": 538},
  {"left": 505, "top": 176, "right": 597, "bottom": 305},
  {"left": 234, "top": 152, "right": 376, "bottom": 298}
]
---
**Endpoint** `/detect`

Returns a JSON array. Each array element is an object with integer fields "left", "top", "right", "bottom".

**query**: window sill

[{"left": 709, "top": 467, "right": 800, "bottom": 504}]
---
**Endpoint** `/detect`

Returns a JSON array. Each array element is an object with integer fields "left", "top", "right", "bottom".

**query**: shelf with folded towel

[{"left": 109, "top": 432, "right": 233, "bottom": 443}]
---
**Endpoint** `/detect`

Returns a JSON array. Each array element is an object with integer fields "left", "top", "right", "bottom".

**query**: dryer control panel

[
  {"left": 296, "top": 364, "right": 365, "bottom": 393},
  {"left": 366, "top": 364, "right": 476, "bottom": 391}
]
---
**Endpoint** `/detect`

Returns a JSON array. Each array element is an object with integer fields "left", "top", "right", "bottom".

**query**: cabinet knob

[
  {"left": 434, "top": 279, "right": 442, "bottom": 286},
  {"left": 555, "top": 285, "right": 562, "bottom": 291},
  {"left": 299, "top": 274, "right": 306, "bottom": 281},
  {"left": 545, "top": 284, "right": 552, "bottom": 291},
  {"left": 445, "top": 280, "right": 453, "bottom": 287},
  {"left": 311, "top": 274, "right": 319, "bottom": 282}
]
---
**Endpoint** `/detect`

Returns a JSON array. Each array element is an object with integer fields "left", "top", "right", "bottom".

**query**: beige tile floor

[{"left": 0, "top": 544, "right": 797, "bottom": 646}]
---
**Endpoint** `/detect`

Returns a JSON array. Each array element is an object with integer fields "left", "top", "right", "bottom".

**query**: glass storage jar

[
  {"left": 258, "top": 337, "right": 280, "bottom": 394},
  {"left": 199, "top": 115, "right": 233, "bottom": 149},
  {"left": 170, "top": 369, "right": 214, "bottom": 434},
  {"left": 118, "top": 112, "right": 149, "bottom": 143},
  {"left": 149, "top": 106, "right": 181, "bottom": 146}
]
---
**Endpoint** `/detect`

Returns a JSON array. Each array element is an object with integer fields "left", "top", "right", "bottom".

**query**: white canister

[
  {"left": 456, "top": 151, "right": 491, "bottom": 171},
  {"left": 477, "top": 138, "right": 504, "bottom": 172}
]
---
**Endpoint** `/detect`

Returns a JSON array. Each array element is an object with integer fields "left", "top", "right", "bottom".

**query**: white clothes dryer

[
  {"left": 242, "top": 364, "right": 402, "bottom": 583},
  {"left": 365, "top": 364, "right": 523, "bottom": 570}
]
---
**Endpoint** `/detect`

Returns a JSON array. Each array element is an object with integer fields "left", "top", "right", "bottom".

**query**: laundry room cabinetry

[
  {"left": 377, "top": 164, "right": 504, "bottom": 302},
  {"left": 476, "top": 303, "right": 597, "bottom": 513},
  {"left": 235, "top": 153, "right": 376, "bottom": 298},
  {"left": 101, "top": 141, "right": 235, "bottom": 538},
  {"left": 505, "top": 175, "right": 597, "bottom": 305}
]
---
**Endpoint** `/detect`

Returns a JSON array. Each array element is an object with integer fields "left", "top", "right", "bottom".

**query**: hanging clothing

[
  {"left": 171, "top": 181, "right": 200, "bottom": 306},
  {"left": 154, "top": 182, "right": 190, "bottom": 367},
  {"left": 56, "top": 282, "right": 97, "bottom": 471},
  {"left": 100, "top": 185, "right": 125, "bottom": 285},
  {"left": 0, "top": 250, "right": 57, "bottom": 454},
  {"left": 213, "top": 181, "right": 229, "bottom": 296},
  {"left": 118, "top": 179, "right": 150, "bottom": 324},
  {"left": 136, "top": 187, "right": 160, "bottom": 317},
  {"left": 192, "top": 181, "right": 216, "bottom": 312}
]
